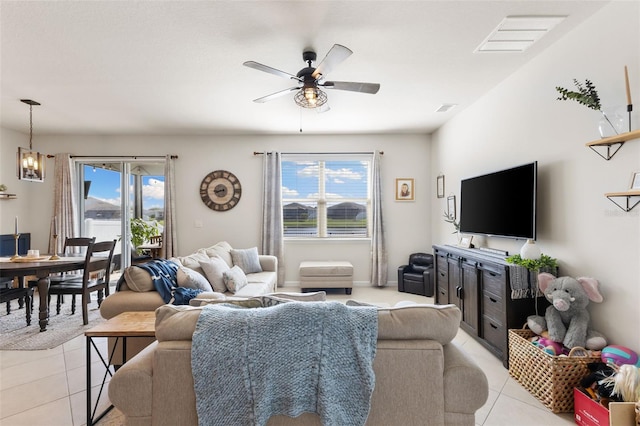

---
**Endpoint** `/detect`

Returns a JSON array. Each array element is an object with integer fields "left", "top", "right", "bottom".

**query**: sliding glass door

[{"left": 75, "top": 158, "right": 165, "bottom": 271}]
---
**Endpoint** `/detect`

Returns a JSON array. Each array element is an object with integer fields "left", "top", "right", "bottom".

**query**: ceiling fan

[{"left": 243, "top": 44, "right": 380, "bottom": 109}]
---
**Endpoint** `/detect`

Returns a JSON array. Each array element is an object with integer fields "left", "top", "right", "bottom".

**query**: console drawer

[
  {"left": 482, "top": 291, "right": 505, "bottom": 322},
  {"left": 482, "top": 268, "right": 505, "bottom": 297},
  {"left": 437, "top": 284, "right": 448, "bottom": 303},
  {"left": 482, "top": 315, "right": 505, "bottom": 353}
]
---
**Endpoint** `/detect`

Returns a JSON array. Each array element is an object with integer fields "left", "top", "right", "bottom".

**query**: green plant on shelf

[
  {"left": 555, "top": 79, "right": 601, "bottom": 111},
  {"left": 506, "top": 253, "right": 558, "bottom": 272}
]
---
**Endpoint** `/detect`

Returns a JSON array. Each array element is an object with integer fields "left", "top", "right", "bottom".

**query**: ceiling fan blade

[
  {"left": 253, "top": 87, "right": 300, "bottom": 103},
  {"left": 320, "top": 81, "right": 380, "bottom": 94},
  {"left": 311, "top": 44, "right": 353, "bottom": 79},
  {"left": 243, "top": 61, "right": 301, "bottom": 81}
]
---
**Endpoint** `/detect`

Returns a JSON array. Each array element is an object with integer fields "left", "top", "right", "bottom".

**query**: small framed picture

[
  {"left": 447, "top": 195, "right": 456, "bottom": 220},
  {"left": 630, "top": 172, "right": 640, "bottom": 190},
  {"left": 459, "top": 235, "right": 474, "bottom": 248},
  {"left": 436, "top": 175, "right": 445, "bottom": 198},
  {"left": 395, "top": 178, "right": 415, "bottom": 201}
]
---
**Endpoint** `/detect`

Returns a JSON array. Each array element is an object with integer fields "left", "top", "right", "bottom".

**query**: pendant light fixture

[{"left": 17, "top": 99, "right": 45, "bottom": 182}]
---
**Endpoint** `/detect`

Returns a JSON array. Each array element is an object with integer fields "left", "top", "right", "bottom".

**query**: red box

[{"left": 574, "top": 387, "right": 610, "bottom": 426}]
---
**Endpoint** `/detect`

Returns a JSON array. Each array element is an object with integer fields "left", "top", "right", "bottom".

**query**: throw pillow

[
  {"left": 176, "top": 266, "right": 213, "bottom": 292},
  {"left": 199, "top": 256, "right": 230, "bottom": 293},
  {"left": 223, "top": 265, "right": 248, "bottom": 293},
  {"left": 201, "top": 241, "right": 234, "bottom": 268},
  {"left": 124, "top": 266, "right": 154, "bottom": 292},
  {"left": 173, "top": 251, "right": 210, "bottom": 276},
  {"left": 230, "top": 247, "right": 262, "bottom": 274}
]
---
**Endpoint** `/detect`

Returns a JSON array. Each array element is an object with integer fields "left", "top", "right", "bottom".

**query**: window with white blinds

[{"left": 281, "top": 154, "right": 371, "bottom": 238}]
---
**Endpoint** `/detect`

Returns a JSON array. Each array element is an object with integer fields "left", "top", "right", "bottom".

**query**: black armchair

[{"left": 398, "top": 252, "right": 434, "bottom": 297}]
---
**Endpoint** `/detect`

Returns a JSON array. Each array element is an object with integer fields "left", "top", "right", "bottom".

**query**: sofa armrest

[
  {"left": 397, "top": 265, "right": 409, "bottom": 291},
  {"left": 442, "top": 341, "right": 489, "bottom": 414},
  {"left": 109, "top": 340, "right": 157, "bottom": 420},
  {"left": 100, "top": 289, "right": 164, "bottom": 320},
  {"left": 258, "top": 255, "right": 277, "bottom": 272}
]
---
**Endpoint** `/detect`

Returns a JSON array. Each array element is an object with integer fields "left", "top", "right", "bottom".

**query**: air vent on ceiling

[
  {"left": 435, "top": 104, "right": 457, "bottom": 113},
  {"left": 475, "top": 15, "right": 567, "bottom": 53}
]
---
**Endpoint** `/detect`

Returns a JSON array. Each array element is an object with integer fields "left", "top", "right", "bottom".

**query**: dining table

[{"left": 0, "top": 255, "right": 108, "bottom": 332}]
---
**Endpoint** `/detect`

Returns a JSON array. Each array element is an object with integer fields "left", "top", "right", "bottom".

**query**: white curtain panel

[
  {"left": 163, "top": 155, "right": 177, "bottom": 258},
  {"left": 261, "top": 152, "right": 285, "bottom": 286},
  {"left": 49, "top": 154, "right": 77, "bottom": 254},
  {"left": 370, "top": 151, "right": 387, "bottom": 287}
]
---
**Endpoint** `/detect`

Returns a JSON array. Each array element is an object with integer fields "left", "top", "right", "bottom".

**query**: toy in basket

[
  {"left": 527, "top": 273, "right": 607, "bottom": 350},
  {"left": 508, "top": 327, "right": 602, "bottom": 413}
]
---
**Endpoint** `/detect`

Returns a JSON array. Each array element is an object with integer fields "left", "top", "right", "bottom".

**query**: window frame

[{"left": 281, "top": 153, "right": 372, "bottom": 239}]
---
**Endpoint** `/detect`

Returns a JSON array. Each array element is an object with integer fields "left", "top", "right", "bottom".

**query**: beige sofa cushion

[
  {"left": 201, "top": 241, "right": 233, "bottom": 267},
  {"left": 198, "top": 256, "right": 230, "bottom": 293},
  {"left": 176, "top": 266, "right": 212, "bottom": 292},
  {"left": 172, "top": 251, "right": 209, "bottom": 276},
  {"left": 377, "top": 304, "right": 460, "bottom": 343},
  {"left": 154, "top": 303, "right": 461, "bottom": 345}
]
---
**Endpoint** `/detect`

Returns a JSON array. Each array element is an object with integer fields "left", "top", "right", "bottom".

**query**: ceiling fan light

[{"left": 295, "top": 88, "right": 327, "bottom": 108}]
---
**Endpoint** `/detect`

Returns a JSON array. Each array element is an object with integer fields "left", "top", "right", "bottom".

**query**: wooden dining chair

[
  {"left": 0, "top": 277, "right": 33, "bottom": 325},
  {"left": 48, "top": 239, "right": 116, "bottom": 325},
  {"left": 28, "top": 237, "right": 96, "bottom": 314},
  {"left": 29, "top": 237, "right": 96, "bottom": 310},
  {"left": 51, "top": 237, "right": 96, "bottom": 281}
]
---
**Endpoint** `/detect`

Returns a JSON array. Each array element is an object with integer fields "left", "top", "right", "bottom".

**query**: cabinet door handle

[
  {"left": 489, "top": 297, "right": 497, "bottom": 303},
  {"left": 490, "top": 323, "right": 498, "bottom": 330}
]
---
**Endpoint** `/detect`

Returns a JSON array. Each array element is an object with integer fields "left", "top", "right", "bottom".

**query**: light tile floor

[{"left": 0, "top": 285, "right": 575, "bottom": 425}]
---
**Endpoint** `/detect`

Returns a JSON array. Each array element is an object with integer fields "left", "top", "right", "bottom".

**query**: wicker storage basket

[{"left": 508, "top": 328, "right": 601, "bottom": 413}]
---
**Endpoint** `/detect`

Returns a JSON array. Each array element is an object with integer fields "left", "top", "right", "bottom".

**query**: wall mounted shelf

[
  {"left": 585, "top": 129, "right": 640, "bottom": 160},
  {"left": 605, "top": 190, "right": 640, "bottom": 212},
  {"left": 0, "top": 193, "right": 17, "bottom": 200}
]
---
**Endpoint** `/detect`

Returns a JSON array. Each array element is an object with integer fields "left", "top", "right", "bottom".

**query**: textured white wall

[{"left": 431, "top": 1, "right": 640, "bottom": 351}]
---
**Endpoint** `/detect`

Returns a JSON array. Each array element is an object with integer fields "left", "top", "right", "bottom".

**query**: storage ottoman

[{"left": 299, "top": 261, "right": 353, "bottom": 294}]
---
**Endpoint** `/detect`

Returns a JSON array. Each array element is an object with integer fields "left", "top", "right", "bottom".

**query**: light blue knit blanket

[{"left": 191, "top": 301, "right": 378, "bottom": 426}]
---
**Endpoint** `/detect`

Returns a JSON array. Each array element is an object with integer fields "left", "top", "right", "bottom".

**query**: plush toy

[
  {"left": 527, "top": 273, "right": 607, "bottom": 350},
  {"left": 533, "top": 336, "right": 568, "bottom": 356},
  {"left": 580, "top": 362, "right": 621, "bottom": 402}
]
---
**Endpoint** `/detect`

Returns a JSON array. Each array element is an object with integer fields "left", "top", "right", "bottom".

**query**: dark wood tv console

[{"left": 433, "top": 244, "right": 550, "bottom": 368}]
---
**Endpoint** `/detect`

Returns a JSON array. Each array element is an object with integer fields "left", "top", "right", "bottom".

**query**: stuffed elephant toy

[{"left": 527, "top": 273, "right": 607, "bottom": 350}]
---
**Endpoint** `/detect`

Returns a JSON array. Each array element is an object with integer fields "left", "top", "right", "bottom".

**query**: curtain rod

[
  {"left": 47, "top": 154, "right": 178, "bottom": 159},
  {"left": 253, "top": 151, "right": 383, "bottom": 155}
]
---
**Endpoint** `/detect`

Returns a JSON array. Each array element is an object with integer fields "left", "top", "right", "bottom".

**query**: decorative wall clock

[{"left": 200, "top": 170, "right": 242, "bottom": 211}]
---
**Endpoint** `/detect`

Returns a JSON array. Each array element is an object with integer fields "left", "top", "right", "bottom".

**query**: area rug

[{"left": 0, "top": 294, "right": 106, "bottom": 350}]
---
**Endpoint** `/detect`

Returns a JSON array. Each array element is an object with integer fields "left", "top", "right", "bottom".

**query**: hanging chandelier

[{"left": 17, "top": 99, "right": 45, "bottom": 182}]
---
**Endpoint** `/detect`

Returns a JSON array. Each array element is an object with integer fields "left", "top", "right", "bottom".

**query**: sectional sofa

[
  {"left": 109, "top": 302, "right": 489, "bottom": 425},
  {"left": 100, "top": 241, "right": 278, "bottom": 362}
]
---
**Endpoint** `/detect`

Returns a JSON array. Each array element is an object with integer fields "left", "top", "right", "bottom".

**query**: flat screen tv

[{"left": 459, "top": 161, "right": 537, "bottom": 240}]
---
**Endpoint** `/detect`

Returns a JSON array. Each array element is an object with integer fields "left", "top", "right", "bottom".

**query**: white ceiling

[{"left": 0, "top": 1, "right": 607, "bottom": 136}]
